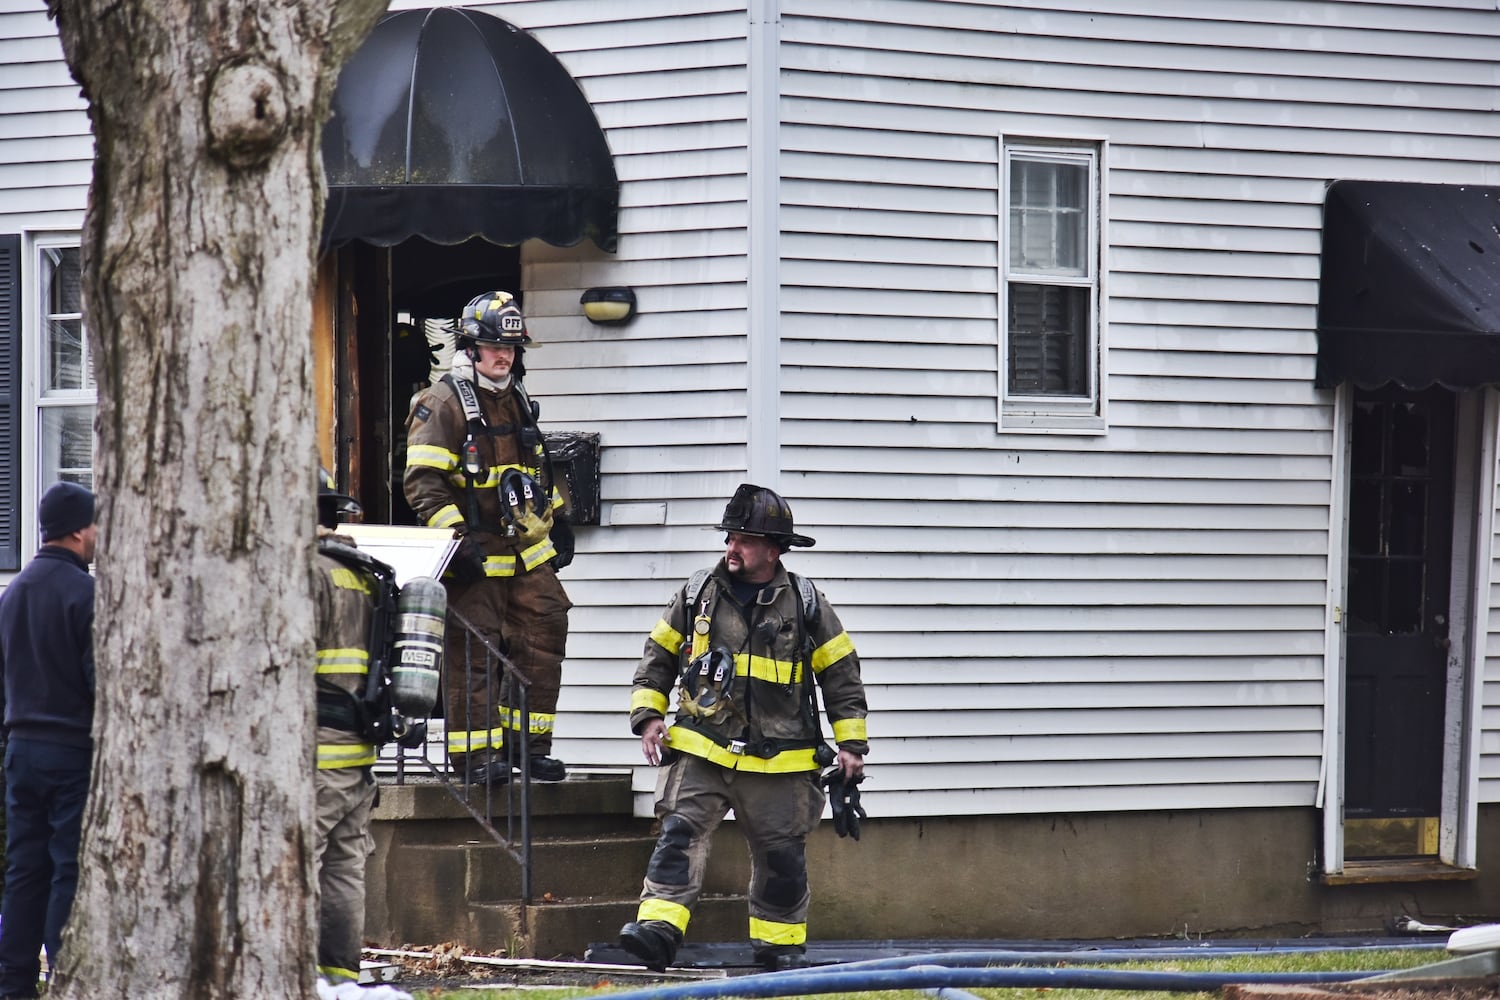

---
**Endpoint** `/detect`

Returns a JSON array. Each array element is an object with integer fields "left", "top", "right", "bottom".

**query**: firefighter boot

[
  {"left": 526, "top": 755, "right": 568, "bottom": 782},
  {"left": 618, "top": 920, "right": 682, "bottom": 972},
  {"left": 755, "top": 945, "right": 810, "bottom": 972},
  {"left": 461, "top": 750, "right": 512, "bottom": 786}
]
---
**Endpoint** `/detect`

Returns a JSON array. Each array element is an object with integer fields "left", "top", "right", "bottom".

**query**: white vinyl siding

[
  {"left": 0, "top": 6, "right": 89, "bottom": 231},
  {"left": 12, "top": 0, "right": 1500, "bottom": 824},
  {"left": 773, "top": 0, "right": 1500, "bottom": 819},
  {"left": 455, "top": 1, "right": 762, "bottom": 793}
]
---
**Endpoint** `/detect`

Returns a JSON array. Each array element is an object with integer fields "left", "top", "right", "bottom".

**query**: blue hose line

[
  {"left": 916, "top": 964, "right": 994, "bottom": 1000},
  {"left": 805, "top": 944, "right": 1441, "bottom": 972},
  {"left": 600, "top": 964, "right": 1400, "bottom": 1000},
  {"left": 922, "top": 986, "right": 987, "bottom": 1000}
]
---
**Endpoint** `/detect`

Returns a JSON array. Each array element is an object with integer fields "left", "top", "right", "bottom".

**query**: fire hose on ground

[{"left": 591, "top": 944, "right": 1434, "bottom": 1000}]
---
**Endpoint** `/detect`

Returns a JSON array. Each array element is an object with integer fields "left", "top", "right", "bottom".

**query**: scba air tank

[{"left": 391, "top": 576, "right": 445, "bottom": 716}]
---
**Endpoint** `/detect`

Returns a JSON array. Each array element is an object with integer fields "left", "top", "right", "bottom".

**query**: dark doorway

[
  {"left": 1343, "top": 386, "right": 1455, "bottom": 857},
  {"left": 346, "top": 237, "right": 521, "bottom": 525}
]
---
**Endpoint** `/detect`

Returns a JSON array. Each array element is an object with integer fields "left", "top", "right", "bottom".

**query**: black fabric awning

[
  {"left": 321, "top": 7, "right": 618, "bottom": 252},
  {"left": 1315, "top": 179, "right": 1500, "bottom": 389}
]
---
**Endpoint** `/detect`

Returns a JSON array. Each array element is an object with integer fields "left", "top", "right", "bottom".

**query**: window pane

[
  {"left": 45, "top": 246, "right": 81, "bottom": 313},
  {"left": 41, "top": 406, "right": 94, "bottom": 490},
  {"left": 46, "top": 317, "right": 87, "bottom": 392},
  {"left": 1009, "top": 158, "right": 1087, "bottom": 274},
  {"left": 1008, "top": 283, "right": 1088, "bottom": 395},
  {"left": 42, "top": 247, "right": 90, "bottom": 394}
]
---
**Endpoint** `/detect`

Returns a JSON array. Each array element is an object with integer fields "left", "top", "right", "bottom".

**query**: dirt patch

[
  {"left": 369, "top": 946, "right": 724, "bottom": 996},
  {"left": 1225, "top": 978, "right": 1500, "bottom": 1000}
]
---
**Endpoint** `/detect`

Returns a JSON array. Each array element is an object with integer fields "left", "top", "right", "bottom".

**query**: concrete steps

[{"left": 365, "top": 773, "right": 750, "bottom": 958}]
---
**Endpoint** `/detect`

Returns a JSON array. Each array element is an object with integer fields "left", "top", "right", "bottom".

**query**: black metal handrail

[{"left": 377, "top": 603, "right": 534, "bottom": 905}]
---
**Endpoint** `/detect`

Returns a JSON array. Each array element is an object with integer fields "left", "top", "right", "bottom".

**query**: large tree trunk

[{"left": 43, "top": 2, "right": 387, "bottom": 997}]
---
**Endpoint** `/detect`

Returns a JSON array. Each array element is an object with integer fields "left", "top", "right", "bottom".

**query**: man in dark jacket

[{"left": 0, "top": 481, "right": 98, "bottom": 998}]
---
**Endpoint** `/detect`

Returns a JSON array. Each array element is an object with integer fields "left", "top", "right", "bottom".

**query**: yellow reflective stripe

[
  {"left": 318, "top": 964, "right": 360, "bottom": 984},
  {"left": 749, "top": 917, "right": 806, "bottom": 946},
  {"left": 407, "top": 444, "right": 458, "bottom": 471},
  {"left": 428, "top": 505, "right": 464, "bottom": 530},
  {"left": 482, "top": 554, "right": 518, "bottom": 577},
  {"left": 811, "top": 631, "right": 856, "bottom": 673},
  {"left": 638, "top": 898, "right": 691, "bottom": 932},
  {"left": 317, "top": 743, "right": 376, "bottom": 769},
  {"left": 315, "top": 649, "right": 369, "bottom": 675},
  {"left": 632, "top": 688, "right": 669, "bottom": 715},
  {"left": 650, "top": 619, "right": 685, "bottom": 656},
  {"left": 499, "top": 708, "right": 554, "bottom": 735},
  {"left": 519, "top": 536, "right": 557, "bottom": 570},
  {"left": 665, "top": 726, "right": 820, "bottom": 773},
  {"left": 329, "top": 567, "right": 373, "bottom": 594},
  {"left": 550, "top": 487, "right": 565, "bottom": 511},
  {"left": 446, "top": 462, "right": 543, "bottom": 490},
  {"left": 736, "top": 652, "right": 802, "bottom": 685},
  {"left": 447, "top": 728, "right": 505, "bottom": 753},
  {"left": 832, "top": 717, "right": 867, "bottom": 744}
]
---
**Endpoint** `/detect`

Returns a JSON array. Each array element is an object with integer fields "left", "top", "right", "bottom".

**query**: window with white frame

[
  {"left": 1001, "top": 141, "right": 1103, "bottom": 431},
  {"left": 38, "top": 242, "right": 94, "bottom": 490}
]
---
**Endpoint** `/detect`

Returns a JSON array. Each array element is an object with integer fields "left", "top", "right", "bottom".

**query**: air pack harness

[
  {"left": 671, "top": 570, "right": 836, "bottom": 766},
  {"left": 442, "top": 372, "right": 552, "bottom": 538},
  {"left": 315, "top": 538, "right": 434, "bottom": 749}
]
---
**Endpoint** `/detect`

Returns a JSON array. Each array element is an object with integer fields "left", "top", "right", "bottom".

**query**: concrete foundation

[{"left": 365, "top": 781, "right": 1500, "bottom": 957}]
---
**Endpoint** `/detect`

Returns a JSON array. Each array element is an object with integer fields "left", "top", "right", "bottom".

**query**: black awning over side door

[
  {"left": 1316, "top": 179, "right": 1500, "bottom": 390},
  {"left": 321, "top": 6, "right": 619, "bottom": 253}
]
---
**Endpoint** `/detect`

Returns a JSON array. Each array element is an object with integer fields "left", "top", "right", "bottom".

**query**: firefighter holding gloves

[
  {"left": 403, "top": 291, "right": 573, "bottom": 785},
  {"left": 620, "top": 484, "right": 869, "bottom": 973}
]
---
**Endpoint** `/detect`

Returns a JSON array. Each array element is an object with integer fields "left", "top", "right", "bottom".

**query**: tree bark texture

[{"left": 42, "top": 2, "right": 388, "bottom": 997}]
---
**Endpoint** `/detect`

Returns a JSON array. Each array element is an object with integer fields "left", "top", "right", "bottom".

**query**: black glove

[
  {"left": 551, "top": 516, "right": 576, "bottom": 571},
  {"left": 821, "top": 770, "right": 867, "bottom": 841},
  {"left": 397, "top": 720, "right": 428, "bottom": 750},
  {"left": 450, "top": 534, "right": 486, "bottom": 584}
]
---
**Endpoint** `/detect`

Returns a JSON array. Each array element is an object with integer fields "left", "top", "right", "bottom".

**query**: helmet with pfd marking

[{"left": 459, "top": 290, "right": 530, "bottom": 347}]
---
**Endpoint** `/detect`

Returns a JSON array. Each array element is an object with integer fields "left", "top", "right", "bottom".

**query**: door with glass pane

[{"left": 1342, "top": 386, "right": 1454, "bottom": 857}]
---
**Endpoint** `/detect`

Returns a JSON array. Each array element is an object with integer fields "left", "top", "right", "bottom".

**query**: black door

[{"left": 1343, "top": 386, "right": 1454, "bottom": 848}]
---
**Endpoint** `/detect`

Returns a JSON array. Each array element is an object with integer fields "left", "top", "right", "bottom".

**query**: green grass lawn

[{"left": 412, "top": 945, "right": 1452, "bottom": 1000}]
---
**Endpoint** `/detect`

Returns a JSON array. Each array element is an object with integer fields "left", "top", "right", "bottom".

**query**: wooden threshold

[{"left": 1321, "top": 858, "right": 1478, "bottom": 886}]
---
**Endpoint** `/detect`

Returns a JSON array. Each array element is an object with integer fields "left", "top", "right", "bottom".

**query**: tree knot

[{"left": 206, "top": 60, "right": 288, "bottom": 169}]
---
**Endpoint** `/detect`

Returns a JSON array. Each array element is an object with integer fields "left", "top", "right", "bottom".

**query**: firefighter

[
  {"left": 312, "top": 473, "right": 377, "bottom": 987},
  {"left": 403, "top": 291, "right": 573, "bottom": 785},
  {"left": 619, "top": 484, "right": 869, "bottom": 972}
]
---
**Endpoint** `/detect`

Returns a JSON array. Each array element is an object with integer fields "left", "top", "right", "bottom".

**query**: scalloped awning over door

[
  {"left": 1315, "top": 180, "right": 1500, "bottom": 390},
  {"left": 321, "top": 6, "right": 618, "bottom": 252}
]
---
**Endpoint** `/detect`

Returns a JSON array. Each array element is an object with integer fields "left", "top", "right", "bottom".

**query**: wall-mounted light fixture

[{"left": 580, "top": 286, "right": 637, "bottom": 326}]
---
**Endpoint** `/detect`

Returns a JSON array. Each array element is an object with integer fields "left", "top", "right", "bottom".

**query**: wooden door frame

[{"left": 1321, "top": 385, "right": 1495, "bottom": 873}]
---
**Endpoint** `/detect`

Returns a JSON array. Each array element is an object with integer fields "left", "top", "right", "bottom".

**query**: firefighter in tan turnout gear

[
  {"left": 620, "top": 484, "right": 869, "bottom": 973},
  {"left": 312, "top": 476, "right": 378, "bottom": 987},
  {"left": 404, "top": 291, "right": 573, "bottom": 784}
]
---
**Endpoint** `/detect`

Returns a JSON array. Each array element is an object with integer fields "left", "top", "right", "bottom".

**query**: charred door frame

[{"left": 1322, "top": 384, "right": 1494, "bottom": 873}]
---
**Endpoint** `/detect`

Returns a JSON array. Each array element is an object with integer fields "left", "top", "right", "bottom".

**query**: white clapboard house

[{"left": 5, "top": 0, "right": 1500, "bottom": 936}]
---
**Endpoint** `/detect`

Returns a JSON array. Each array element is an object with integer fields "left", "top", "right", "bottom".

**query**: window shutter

[{"left": 0, "top": 235, "right": 20, "bottom": 571}]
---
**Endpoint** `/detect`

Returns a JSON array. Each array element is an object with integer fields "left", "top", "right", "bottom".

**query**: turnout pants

[
  {"left": 443, "top": 565, "right": 570, "bottom": 761},
  {"left": 635, "top": 753, "right": 826, "bottom": 949},
  {"left": 315, "top": 764, "right": 377, "bottom": 984}
]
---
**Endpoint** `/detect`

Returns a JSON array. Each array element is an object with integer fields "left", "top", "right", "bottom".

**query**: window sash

[
  {"left": 41, "top": 245, "right": 90, "bottom": 397},
  {"left": 1002, "top": 143, "right": 1101, "bottom": 417},
  {"left": 35, "top": 241, "right": 95, "bottom": 503}
]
